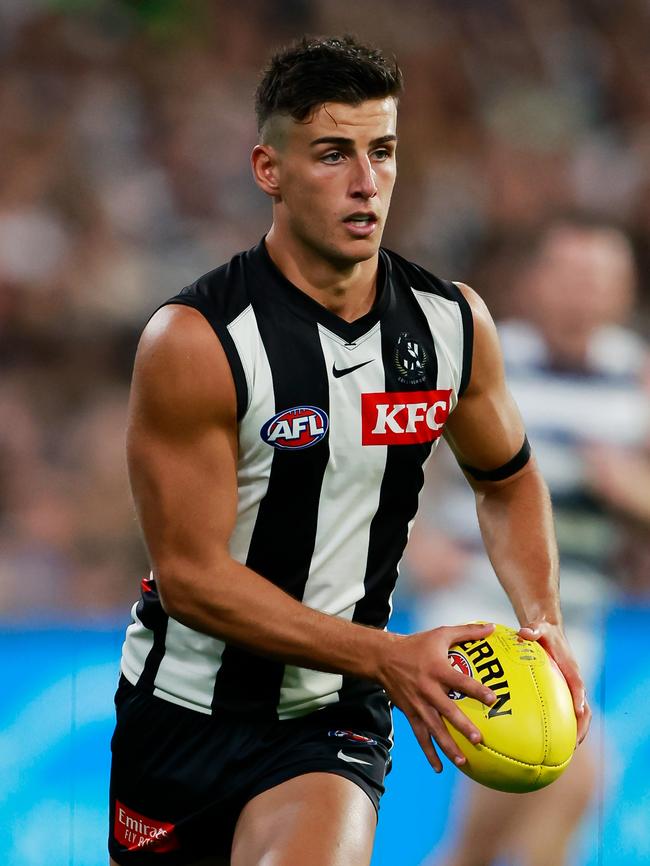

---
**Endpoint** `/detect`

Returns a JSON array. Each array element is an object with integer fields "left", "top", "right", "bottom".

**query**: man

[{"left": 109, "top": 37, "right": 589, "bottom": 866}]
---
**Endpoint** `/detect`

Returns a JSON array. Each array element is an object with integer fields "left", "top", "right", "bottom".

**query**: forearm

[
  {"left": 156, "top": 555, "right": 393, "bottom": 682},
  {"left": 473, "top": 464, "right": 562, "bottom": 627}
]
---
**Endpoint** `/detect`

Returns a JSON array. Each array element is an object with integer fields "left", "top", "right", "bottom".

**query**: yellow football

[{"left": 443, "top": 623, "right": 577, "bottom": 793}]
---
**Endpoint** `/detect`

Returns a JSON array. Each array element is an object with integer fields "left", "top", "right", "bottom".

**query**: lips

[
  {"left": 343, "top": 211, "right": 378, "bottom": 224},
  {"left": 343, "top": 211, "right": 379, "bottom": 238}
]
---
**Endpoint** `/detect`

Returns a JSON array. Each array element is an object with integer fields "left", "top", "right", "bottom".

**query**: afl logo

[
  {"left": 395, "top": 332, "right": 427, "bottom": 384},
  {"left": 448, "top": 650, "right": 473, "bottom": 701},
  {"left": 261, "top": 405, "right": 329, "bottom": 450}
]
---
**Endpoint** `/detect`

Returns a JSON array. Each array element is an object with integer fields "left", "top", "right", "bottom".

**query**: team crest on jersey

[
  {"left": 260, "top": 405, "right": 329, "bottom": 450},
  {"left": 395, "top": 332, "right": 427, "bottom": 384},
  {"left": 328, "top": 730, "right": 378, "bottom": 746},
  {"left": 447, "top": 650, "right": 473, "bottom": 701}
]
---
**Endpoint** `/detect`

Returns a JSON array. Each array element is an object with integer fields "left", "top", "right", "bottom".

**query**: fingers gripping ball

[{"left": 444, "top": 624, "right": 577, "bottom": 793}]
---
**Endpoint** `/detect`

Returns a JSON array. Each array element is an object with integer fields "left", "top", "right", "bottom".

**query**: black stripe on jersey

[
  {"left": 133, "top": 584, "right": 169, "bottom": 692},
  {"left": 211, "top": 309, "right": 330, "bottom": 715}
]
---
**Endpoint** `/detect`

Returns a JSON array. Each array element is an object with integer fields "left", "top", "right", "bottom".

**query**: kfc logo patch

[
  {"left": 361, "top": 390, "right": 452, "bottom": 445},
  {"left": 114, "top": 800, "right": 179, "bottom": 852}
]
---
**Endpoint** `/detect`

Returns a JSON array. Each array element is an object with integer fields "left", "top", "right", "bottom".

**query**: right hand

[{"left": 378, "top": 622, "right": 497, "bottom": 772}]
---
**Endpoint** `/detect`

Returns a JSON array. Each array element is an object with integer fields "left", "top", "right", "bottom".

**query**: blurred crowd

[{"left": 1, "top": 0, "right": 650, "bottom": 618}]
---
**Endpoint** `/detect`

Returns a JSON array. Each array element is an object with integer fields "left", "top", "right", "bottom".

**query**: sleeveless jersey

[{"left": 120, "top": 239, "right": 472, "bottom": 719}]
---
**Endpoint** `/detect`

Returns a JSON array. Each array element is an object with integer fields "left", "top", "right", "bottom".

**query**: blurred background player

[{"left": 405, "top": 217, "right": 650, "bottom": 866}]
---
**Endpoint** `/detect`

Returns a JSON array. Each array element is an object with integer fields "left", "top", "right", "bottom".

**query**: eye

[
  {"left": 372, "top": 148, "right": 392, "bottom": 162},
  {"left": 321, "top": 151, "right": 345, "bottom": 164}
]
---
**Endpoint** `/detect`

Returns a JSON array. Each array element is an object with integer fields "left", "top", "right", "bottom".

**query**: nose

[{"left": 350, "top": 155, "right": 378, "bottom": 200}]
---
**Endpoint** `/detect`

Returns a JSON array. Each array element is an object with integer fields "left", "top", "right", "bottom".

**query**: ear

[{"left": 251, "top": 145, "right": 281, "bottom": 197}]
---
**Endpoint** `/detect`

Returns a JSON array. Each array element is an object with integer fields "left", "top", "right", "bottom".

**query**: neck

[{"left": 265, "top": 225, "right": 379, "bottom": 323}]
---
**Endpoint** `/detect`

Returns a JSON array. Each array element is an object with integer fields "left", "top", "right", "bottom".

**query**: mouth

[{"left": 343, "top": 211, "right": 379, "bottom": 238}]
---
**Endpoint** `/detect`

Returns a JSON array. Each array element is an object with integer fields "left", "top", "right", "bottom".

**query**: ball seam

[
  {"left": 476, "top": 741, "right": 572, "bottom": 770},
  {"left": 529, "top": 664, "right": 550, "bottom": 762}
]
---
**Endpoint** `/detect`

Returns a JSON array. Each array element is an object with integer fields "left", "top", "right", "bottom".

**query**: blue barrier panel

[
  {"left": 1, "top": 606, "right": 648, "bottom": 865},
  {"left": 0, "top": 627, "right": 121, "bottom": 866}
]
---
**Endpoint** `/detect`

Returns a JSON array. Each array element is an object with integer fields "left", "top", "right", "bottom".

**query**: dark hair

[{"left": 255, "top": 35, "right": 403, "bottom": 134}]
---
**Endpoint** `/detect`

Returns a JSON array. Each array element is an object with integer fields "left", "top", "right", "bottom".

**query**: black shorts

[{"left": 109, "top": 676, "right": 393, "bottom": 864}]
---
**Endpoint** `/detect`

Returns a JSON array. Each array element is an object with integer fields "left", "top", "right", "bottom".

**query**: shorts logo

[
  {"left": 395, "top": 332, "right": 427, "bottom": 384},
  {"left": 260, "top": 405, "right": 329, "bottom": 450},
  {"left": 328, "top": 729, "right": 378, "bottom": 746},
  {"left": 361, "top": 390, "right": 452, "bottom": 445},
  {"left": 114, "top": 800, "right": 179, "bottom": 852},
  {"left": 448, "top": 650, "right": 473, "bottom": 701}
]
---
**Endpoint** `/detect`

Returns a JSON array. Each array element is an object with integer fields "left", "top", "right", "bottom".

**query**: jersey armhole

[{"left": 155, "top": 298, "right": 249, "bottom": 422}]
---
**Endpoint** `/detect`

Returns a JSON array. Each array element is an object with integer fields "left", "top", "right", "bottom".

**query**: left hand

[{"left": 518, "top": 621, "right": 591, "bottom": 745}]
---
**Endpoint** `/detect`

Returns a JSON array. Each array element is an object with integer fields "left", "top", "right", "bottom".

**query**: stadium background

[{"left": 1, "top": 1, "right": 649, "bottom": 863}]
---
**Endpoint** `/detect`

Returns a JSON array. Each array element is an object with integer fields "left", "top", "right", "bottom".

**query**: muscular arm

[
  {"left": 444, "top": 284, "right": 590, "bottom": 741},
  {"left": 127, "top": 304, "right": 496, "bottom": 770}
]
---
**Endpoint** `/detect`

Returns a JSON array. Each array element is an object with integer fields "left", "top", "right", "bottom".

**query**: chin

[{"left": 334, "top": 237, "right": 382, "bottom": 266}]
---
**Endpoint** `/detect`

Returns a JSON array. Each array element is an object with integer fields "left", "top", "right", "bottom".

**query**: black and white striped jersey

[{"left": 121, "top": 239, "right": 473, "bottom": 719}]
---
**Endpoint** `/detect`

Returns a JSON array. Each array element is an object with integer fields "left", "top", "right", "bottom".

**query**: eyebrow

[{"left": 309, "top": 134, "right": 397, "bottom": 148}]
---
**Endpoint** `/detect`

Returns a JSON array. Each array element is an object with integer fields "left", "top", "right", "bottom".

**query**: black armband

[{"left": 461, "top": 436, "right": 531, "bottom": 482}]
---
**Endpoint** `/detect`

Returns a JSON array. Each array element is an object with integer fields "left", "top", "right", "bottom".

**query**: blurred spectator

[
  {"left": 1, "top": 0, "right": 650, "bottom": 618},
  {"left": 404, "top": 218, "right": 650, "bottom": 866}
]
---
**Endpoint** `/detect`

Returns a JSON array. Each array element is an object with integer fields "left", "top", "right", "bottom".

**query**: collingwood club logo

[{"left": 394, "top": 332, "right": 427, "bottom": 384}]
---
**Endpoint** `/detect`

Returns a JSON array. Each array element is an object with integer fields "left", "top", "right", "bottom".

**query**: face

[
  {"left": 528, "top": 227, "right": 636, "bottom": 338},
  {"left": 255, "top": 98, "right": 398, "bottom": 268}
]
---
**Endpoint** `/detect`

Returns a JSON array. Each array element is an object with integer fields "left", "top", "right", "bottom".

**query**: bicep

[{"left": 127, "top": 306, "right": 239, "bottom": 582}]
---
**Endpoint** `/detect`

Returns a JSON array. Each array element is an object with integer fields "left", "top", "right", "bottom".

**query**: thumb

[{"left": 518, "top": 625, "right": 542, "bottom": 642}]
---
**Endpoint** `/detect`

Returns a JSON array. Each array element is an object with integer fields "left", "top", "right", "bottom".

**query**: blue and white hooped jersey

[
  {"left": 121, "top": 239, "right": 472, "bottom": 719},
  {"left": 498, "top": 320, "right": 649, "bottom": 572}
]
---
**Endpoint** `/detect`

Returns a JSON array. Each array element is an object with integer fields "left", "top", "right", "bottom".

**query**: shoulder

[
  {"left": 133, "top": 305, "right": 236, "bottom": 429},
  {"left": 139, "top": 243, "right": 264, "bottom": 419},
  {"left": 452, "top": 282, "right": 506, "bottom": 395},
  {"left": 452, "top": 281, "right": 493, "bottom": 324}
]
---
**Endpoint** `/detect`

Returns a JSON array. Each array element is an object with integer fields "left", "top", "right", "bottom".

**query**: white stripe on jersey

[
  {"left": 121, "top": 601, "right": 153, "bottom": 686},
  {"left": 410, "top": 288, "right": 465, "bottom": 410},
  {"left": 277, "top": 323, "right": 388, "bottom": 719},
  {"left": 153, "top": 618, "right": 225, "bottom": 713},
  {"left": 228, "top": 306, "right": 276, "bottom": 563}
]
